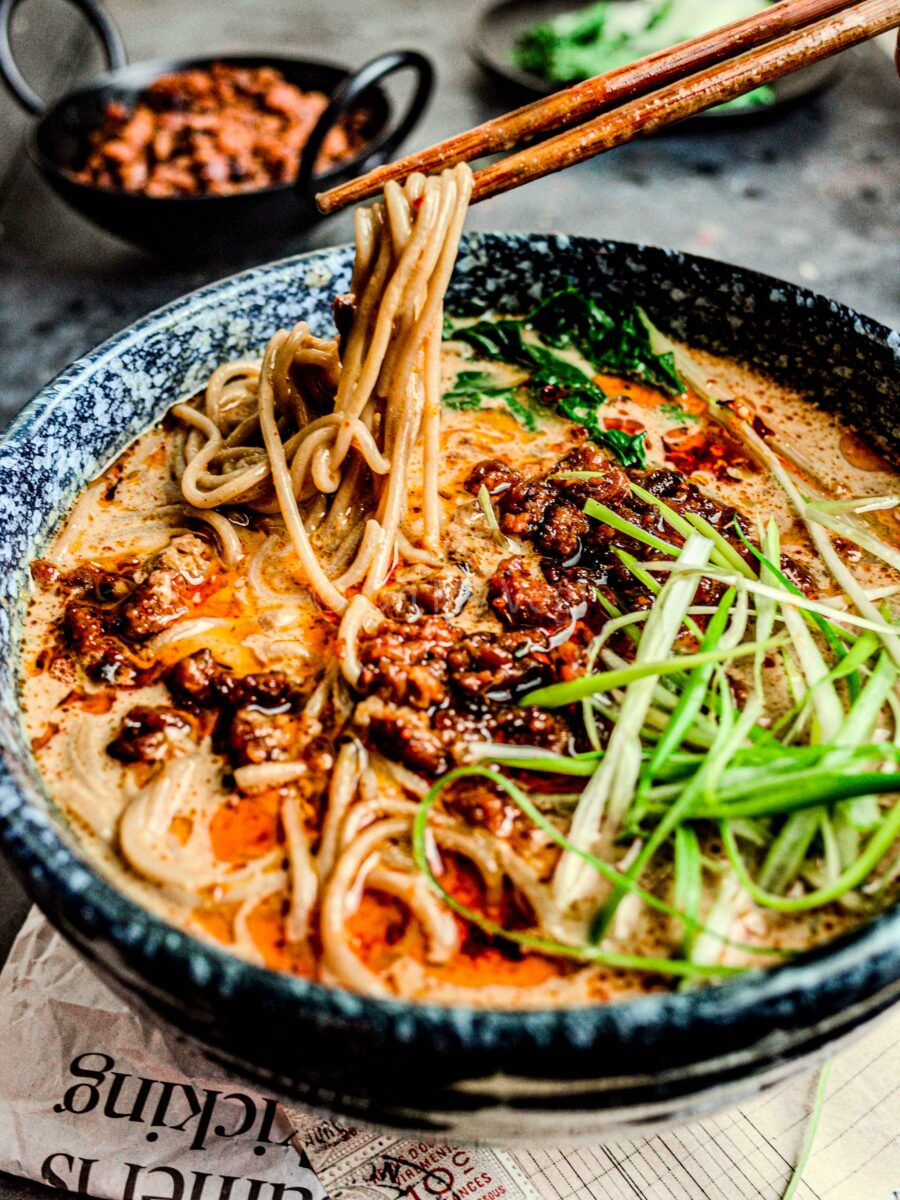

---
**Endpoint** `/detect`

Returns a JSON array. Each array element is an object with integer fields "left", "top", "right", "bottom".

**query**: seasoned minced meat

[
  {"left": 107, "top": 705, "right": 194, "bottom": 763},
  {"left": 465, "top": 458, "right": 519, "bottom": 497},
  {"left": 355, "top": 697, "right": 450, "bottom": 776},
  {"left": 165, "top": 648, "right": 222, "bottom": 706},
  {"left": 164, "top": 650, "right": 323, "bottom": 768},
  {"left": 487, "top": 556, "right": 594, "bottom": 631},
  {"left": 119, "top": 534, "right": 216, "bottom": 640},
  {"left": 379, "top": 571, "right": 471, "bottom": 622},
  {"left": 62, "top": 604, "right": 141, "bottom": 686},
  {"left": 227, "top": 706, "right": 306, "bottom": 766}
]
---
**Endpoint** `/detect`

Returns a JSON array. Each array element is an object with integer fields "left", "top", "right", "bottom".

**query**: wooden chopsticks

[{"left": 317, "top": 0, "right": 900, "bottom": 214}]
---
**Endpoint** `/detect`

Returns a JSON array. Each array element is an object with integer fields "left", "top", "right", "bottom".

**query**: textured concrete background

[
  {"left": 1, "top": 3, "right": 898, "bottom": 427},
  {"left": 0, "top": 3, "right": 897, "bottom": 1195}
]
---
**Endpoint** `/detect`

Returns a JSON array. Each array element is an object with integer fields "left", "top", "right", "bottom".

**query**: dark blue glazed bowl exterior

[{"left": 1, "top": 235, "right": 899, "bottom": 1142}]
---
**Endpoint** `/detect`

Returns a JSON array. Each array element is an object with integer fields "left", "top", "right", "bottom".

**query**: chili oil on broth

[{"left": 18, "top": 334, "right": 896, "bottom": 1009}]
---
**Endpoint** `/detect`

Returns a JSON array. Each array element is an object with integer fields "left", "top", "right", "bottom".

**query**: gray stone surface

[
  {"left": 0, "top": 5, "right": 898, "bottom": 428},
  {"left": 0, "top": 3, "right": 897, "bottom": 1195}
]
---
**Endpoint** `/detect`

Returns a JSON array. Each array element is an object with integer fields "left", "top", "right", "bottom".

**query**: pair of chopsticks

[{"left": 317, "top": 0, "right": 900, "bottom": 214}]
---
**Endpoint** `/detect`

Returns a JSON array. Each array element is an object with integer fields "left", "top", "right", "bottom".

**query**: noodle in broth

[{"left": 19, "top": 167, "right": 900, "bottom": 1007}]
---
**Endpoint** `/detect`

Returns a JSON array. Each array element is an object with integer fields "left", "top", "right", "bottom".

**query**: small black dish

[
  {"left": 473, "top": 0, "right": 841, "bottom": 118},
  {"left": 0, "top": 0, "right": 433, "bottom": 258}
]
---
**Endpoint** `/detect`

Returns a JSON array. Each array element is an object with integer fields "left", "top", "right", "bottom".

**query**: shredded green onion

[
  {"left": 781, "top": 1062, "right": 831, "bottom": 1200},
  {"left": 523, "top": 635, "right": 785, "bottom": 707},
  {"left": 402, "top": 309, "right": 900, "bottom": 984},
  {"left": 477, "top": 483, "right": 509, "bottom": 548},
  {"left": 584, "top": 497, "right": 680, "bottom": 557},
  {"left": 413, "top": 766, "right": 782, "bottom": 968}
]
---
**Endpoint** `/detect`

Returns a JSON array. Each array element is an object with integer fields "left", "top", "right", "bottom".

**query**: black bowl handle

[
  {"left": 296, "top": 49, "right": 433, "bottom": 197},
  {"left": 0, "top": 0, "right": 126, "bottom": 115}
]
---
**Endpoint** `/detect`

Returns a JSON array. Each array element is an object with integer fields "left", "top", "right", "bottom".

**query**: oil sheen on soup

[{"left": 19, "top": 306, "right": 900, "bottom": 1009}]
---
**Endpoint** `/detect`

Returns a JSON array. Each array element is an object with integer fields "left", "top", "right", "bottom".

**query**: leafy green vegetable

[
  {"left": 661, "top": 402, "right": 701, "bottom": 423},
  {"left": 527, "top": 289, "right": 684, "bottom": 395},
  {"left": 513, "top": 0, "right": 777, "bottom": 114},
  {"left": 581, "top": 421, "right": 646, "bottom": 469},
  {"left": 452, "top": 288, "right": 683, "bottom": 397},
  {"left": 443, "top": 369, "right": 513, "bottom": 402},
  {"left": 443, "top": 369, "right": 539, "bottom": 431},
  {"left": 445, "top": 287, "right": 687, "bottom": 468},
  {"left": 504, "top": 392, "right": 540, "bottom": 432},
  {"left": 441, "top": 394, "right": 481, "bottom": 413}
]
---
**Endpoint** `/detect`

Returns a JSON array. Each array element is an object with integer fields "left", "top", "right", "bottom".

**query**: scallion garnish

[
  {"left": 477, "top": 483, "right": 509, "bottom": 548},
  {"left": 410, "top": 314, "right": 899, "bottom": 982}
]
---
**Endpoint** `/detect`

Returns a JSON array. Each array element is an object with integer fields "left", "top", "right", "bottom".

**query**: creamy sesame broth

[
  {"left": 19, "top": 327, "right": 899, "bottom": 1007},
  {"left": 16, "top": 168, "right": 900, "bottom": 1007}
]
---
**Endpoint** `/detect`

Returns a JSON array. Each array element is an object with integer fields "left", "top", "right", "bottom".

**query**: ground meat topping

[
  {"left": 630, "top": 467, "right": 741, "bottom": 533},
  {"left": 357, "top": 617, "right": 457, "bottom": 706},
  {"left": 444, "top": 779, "right": 521, "bottom": 837},
  {"left": 59, "top": 535, "right": 219, "bottom": 682},
  {"left": 551, "top": 443, "right": 631, "bottom": 506},
  {"left": 32, "top": 560, "right": 134, "bottom": 601},
  {"left": 465, "top": 459, "right": 520, "bottom": 497},
  {"left": 356, "top": 612, "right": 563, "bottom": 715},
  {"left": 447, "top": 628, "right": 553, "bottom": 702},
  {"left": 379, "top": 571, "right": 472, "bottom": 622},
  {"left": 70, "top": 63, "right": 371, "bottom": 197},
  {"left": 497, "top": 479, "right": 557, "bottom": 540},
  {"left": 165, "top": 648, "right": 221, "bottom": 707},
  {"left": 119, "top": 568, "right": 192, "bottom": 640},
  {"left": 473, "top": 443, "right": 748, "bottom": 575},
  {"left": 226, "top": 707, "right": 306, "bottom": 766},
  {"left": 464, "top": 441, "right": 766, "bottom": 618},
  {"left": 356, "top": 697, "right": 450, "bottom": 776},
  {"left": 218, "top": 669, "right": 301, "bottom": 712},
  {"left": 352, "top": 602, "right": 578, "bottom": 778},
  {"left": 107, "top": 706, "right": 194, "bottom": 763},
  {"left": 489, "top": 706, "right": 573, "bottom": 753},
  {"left": 62, "top": 604, "right": 142, "bottom": 686},
  {"left": 163, "top": 651, "right": 330, "bottom": 770},
  {"left": 532, "top": 499, "right": 591, "bottom": 560},
  {"left": 779, "top": 554, "right": 817, "bottom": 595},
  {"left": 166, "top": 651, "right": 302, "bottom": 714},
  {"left": 358, "top": 616, "right": 458, "bottom": 664},
  {"left": 118, "top": 535, "right": 216, "bottom": 641},
  {"left": 487, "top": 556, "right": 592, "bottom": 631},
  {"left": 355, "top": 690, "right": 573, "bottom": 781}
]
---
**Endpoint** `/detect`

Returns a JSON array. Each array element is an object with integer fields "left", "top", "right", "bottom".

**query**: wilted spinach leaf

[
  {"left": 527, "top": 289, "right": 684, "bottom": 395},
  {"left": 443, "top": 369, "right": 539, "bottom": 432},
  {"left": 661, "top": 402, "right": 701, "bottom": 423},
  {"left": 445, "top": 290, "right": 663, "bottom": 468}
]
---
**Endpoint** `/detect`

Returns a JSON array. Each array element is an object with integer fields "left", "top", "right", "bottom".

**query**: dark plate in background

[{"left": 473, "top": 0, "right": 843, "bottom": 118}]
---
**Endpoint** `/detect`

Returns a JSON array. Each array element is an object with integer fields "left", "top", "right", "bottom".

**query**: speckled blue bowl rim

[{"left": 1, "top": 233, "right": 899, "bottom": 1079}]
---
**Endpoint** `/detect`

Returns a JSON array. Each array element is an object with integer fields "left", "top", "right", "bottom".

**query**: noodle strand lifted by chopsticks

[{"left": 171, "top": 163, "right": 473, "bottom": 665}]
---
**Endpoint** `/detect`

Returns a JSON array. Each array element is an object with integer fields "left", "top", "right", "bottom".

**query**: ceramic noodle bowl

[{"left": 0, "top": 234, "right": 898, "bottom": 1142}]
